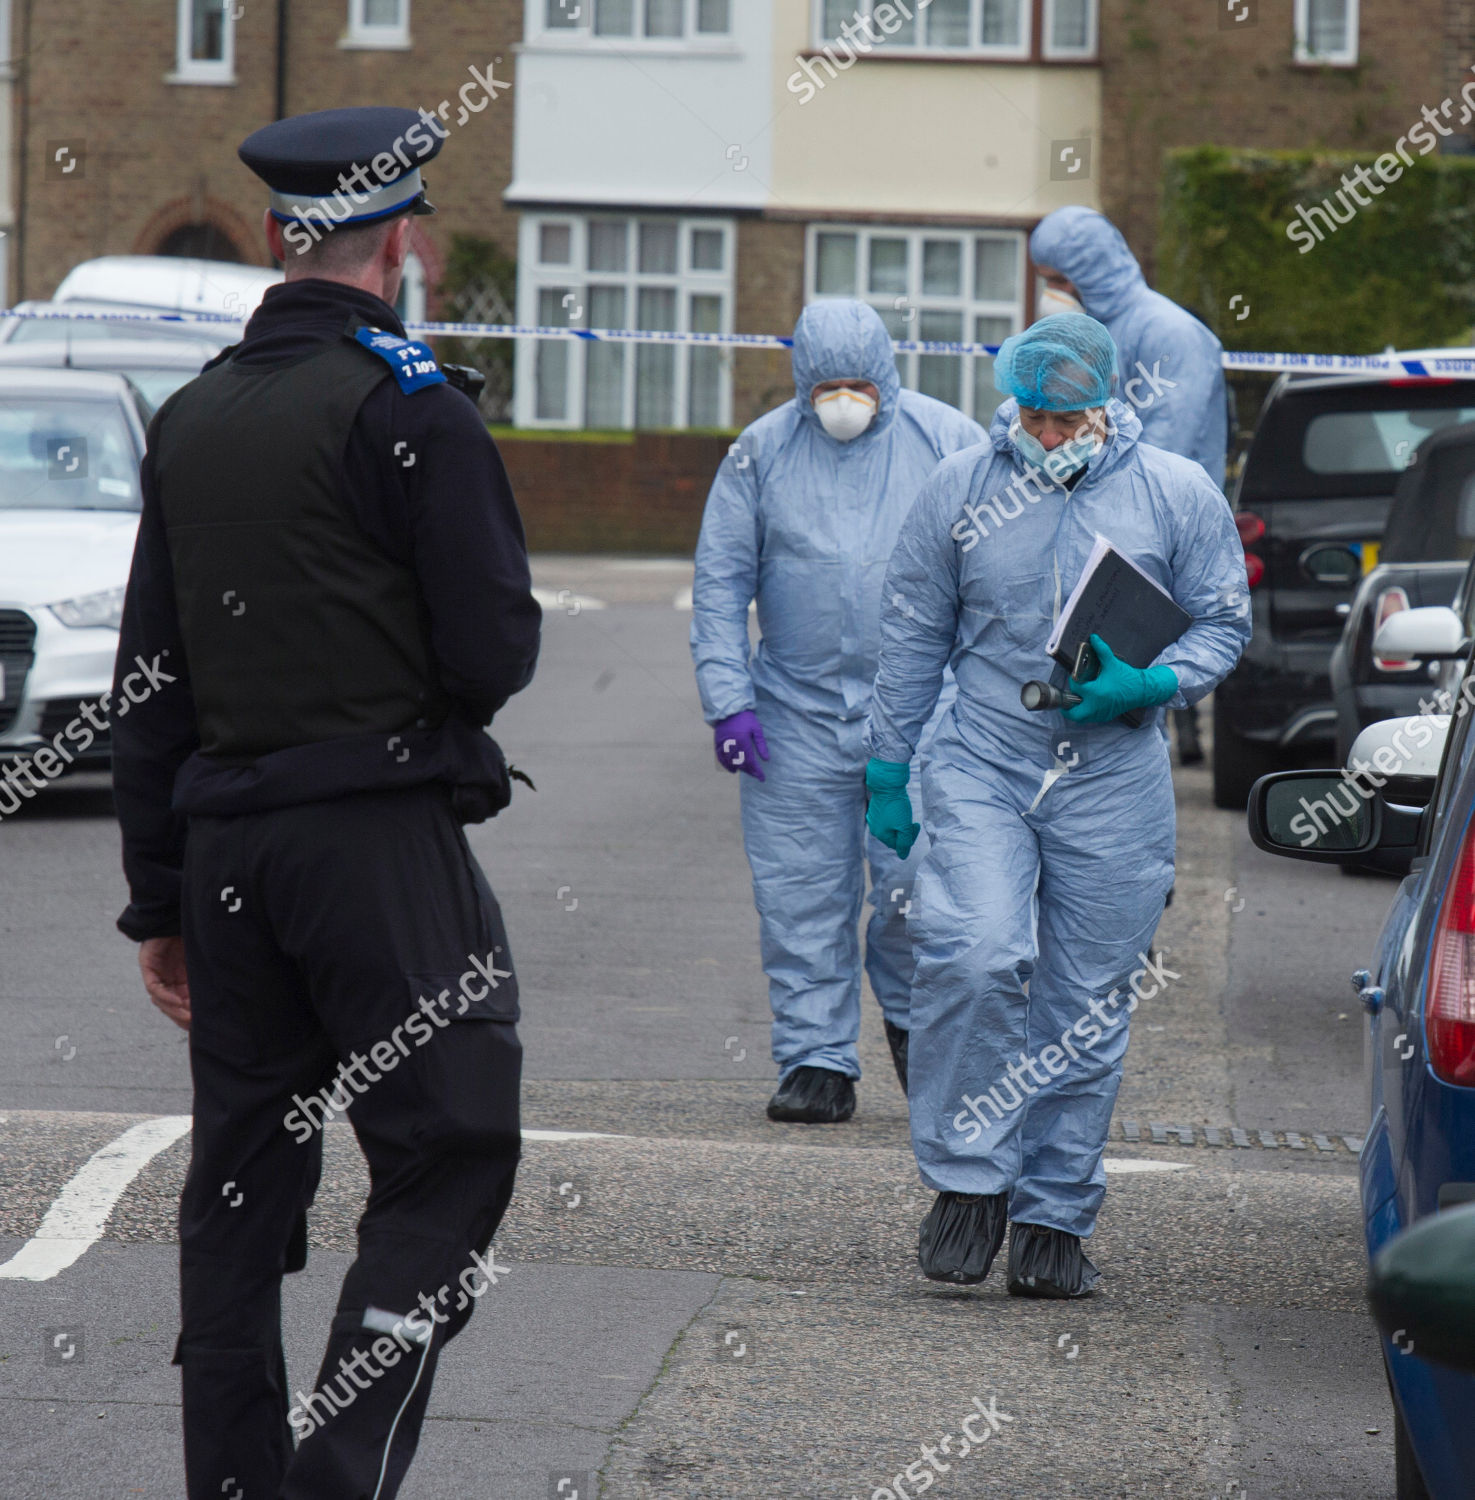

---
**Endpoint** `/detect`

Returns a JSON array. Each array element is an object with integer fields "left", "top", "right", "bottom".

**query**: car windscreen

[
  {"left": 1239, "top": 381, "right": 1475, "bottom": 501},
  {"left": 0, "top": 398, "right": 140, "bottom": 511},
  {"left": 126, "top": 367, "right": 197, "bottom": 407},
  {"left": 1383, "top": 422, "right": 1475, "bottom": 562},
  {"left": 5, "top": 315, "right": 208, "bottom": 344}
]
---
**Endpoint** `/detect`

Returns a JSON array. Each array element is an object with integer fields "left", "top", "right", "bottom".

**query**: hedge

[{"left": 1158, "top": 146, "right": 1475, "bottom": 355}]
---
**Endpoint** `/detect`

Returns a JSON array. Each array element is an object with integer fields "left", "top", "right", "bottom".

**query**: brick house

[{"left": 5, "top": 0, "right": 523, "bottom": 320}]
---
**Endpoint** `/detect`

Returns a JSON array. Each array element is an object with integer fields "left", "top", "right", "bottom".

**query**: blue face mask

[{"left": 1009, "top": 417, "right": 1102, "bottom": 484}]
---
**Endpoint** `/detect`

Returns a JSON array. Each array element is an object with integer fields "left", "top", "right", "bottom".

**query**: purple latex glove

[{"left": 713, "top": 710, "right": 769, "bottom": 781}]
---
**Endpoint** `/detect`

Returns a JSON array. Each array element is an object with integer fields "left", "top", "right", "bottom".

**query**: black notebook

[{"left": 1047, "top": 535, "right": 1192, "bottom": 725}]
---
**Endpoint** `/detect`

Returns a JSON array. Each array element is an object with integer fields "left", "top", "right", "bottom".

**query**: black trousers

[{"left": 174, "top": 784, "right": 522, "bottom": 1500}]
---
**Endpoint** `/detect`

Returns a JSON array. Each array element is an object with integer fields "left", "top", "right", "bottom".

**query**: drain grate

[{"left": 1117, "top": 1119, "right": 1363, "bottom": 1153}]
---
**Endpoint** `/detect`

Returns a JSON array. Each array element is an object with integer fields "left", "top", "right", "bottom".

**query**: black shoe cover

[
  {"left": 1006, "top": 1221, "right": 1101, "bottom": 1299},
  {"left": 883, "top": 1020, "right": 909, "bottom": 1093},
  {"left": 766, "top": 1066, "right": 856, "bottom": 1123},
  {"left": 917, "top": 1191, "right": 1008, "bottom": 1284}
]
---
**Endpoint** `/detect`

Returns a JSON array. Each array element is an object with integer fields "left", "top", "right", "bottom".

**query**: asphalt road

[{"left": 0, "top": 555, "right": 1404, "bottom": 1498}]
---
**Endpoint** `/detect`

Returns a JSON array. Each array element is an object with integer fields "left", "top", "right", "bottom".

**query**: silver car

[{"left": 0, "top": 368, "right": 151, "bottom": 773}]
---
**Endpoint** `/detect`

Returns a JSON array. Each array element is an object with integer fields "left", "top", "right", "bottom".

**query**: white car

[
  {"left": 0, "top": 368, "right": 150, "bottom": 770},
  {"left": 0, "top": 334, "right": 223, "bottom": 411},
  {"left": 52, "top": 255, "right": 279, "bottom": 320}
]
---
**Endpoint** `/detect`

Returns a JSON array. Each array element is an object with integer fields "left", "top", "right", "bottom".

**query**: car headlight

[{"left": 49, "top": 586, "right": 126, "bottom": 631}]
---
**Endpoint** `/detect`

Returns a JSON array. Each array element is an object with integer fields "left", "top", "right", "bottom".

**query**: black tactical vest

[{"left": 153, "top": 338, "right": 447, "bottom": 760}]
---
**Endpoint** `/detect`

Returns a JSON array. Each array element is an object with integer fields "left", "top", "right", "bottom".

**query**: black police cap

[{"left": 239, "top": 106, "right": 444, "bottom": 228}]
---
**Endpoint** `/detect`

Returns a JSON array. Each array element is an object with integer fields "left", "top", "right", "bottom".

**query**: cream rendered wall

[{"left": 767, "top": 3, "right": 1101, "bottom": 221}]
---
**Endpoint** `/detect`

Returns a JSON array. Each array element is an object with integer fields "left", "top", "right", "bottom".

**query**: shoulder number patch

[{"left": 354, "top": 327, "right": 447, "bottom": 395}]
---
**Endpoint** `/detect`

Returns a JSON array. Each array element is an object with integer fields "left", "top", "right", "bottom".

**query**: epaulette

[{"left": 351, "top": 325, "right": 447, "bottom": 395}]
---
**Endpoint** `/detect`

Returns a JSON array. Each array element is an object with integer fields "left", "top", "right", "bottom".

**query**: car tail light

[
  {"left": 1235, "top": 510, "right": 1266, "bottom": 588},
  {"left": 1427, "top": 825, "right": 1475, "bottom": 1085},
  {"left": 1372, "top": 586, "right": 1417, "bottom": 671}
]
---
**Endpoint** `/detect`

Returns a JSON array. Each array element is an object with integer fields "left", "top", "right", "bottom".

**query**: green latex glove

[
  {"left": 1064, "top": 634, "right": 1179, "bottom": 725},
  {"left": 865, "top": 757, "right": 920, "bottom": 860}
]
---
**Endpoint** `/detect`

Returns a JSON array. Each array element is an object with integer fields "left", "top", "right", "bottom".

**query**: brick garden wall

[{"left": 498, "top": 431, "right": 732, "bottom": 554}]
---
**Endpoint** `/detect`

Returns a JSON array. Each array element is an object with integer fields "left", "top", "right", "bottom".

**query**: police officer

[{"left": 112, "top": 108, "right": 540, "bottom": 1499}]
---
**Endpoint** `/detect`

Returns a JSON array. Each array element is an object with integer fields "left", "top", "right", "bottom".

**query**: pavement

[{"left": 0, "top": 555, "right": 1404, "bottom": 1498}]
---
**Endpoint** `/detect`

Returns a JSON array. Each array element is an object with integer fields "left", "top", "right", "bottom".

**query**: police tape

[{"left": 1, "top": 305, "right": 1469, "bottom": 376}]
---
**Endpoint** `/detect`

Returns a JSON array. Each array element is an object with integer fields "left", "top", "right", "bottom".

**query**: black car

[
  {"left": 1329, "top": 420, "right": 1475, "bottom": 763},
  {"left": 1214, "top": 368, "right": 1475, "bottom": 808}
]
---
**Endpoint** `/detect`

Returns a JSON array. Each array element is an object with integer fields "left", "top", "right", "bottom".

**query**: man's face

[
  {"left": 1017, "top": 405, "right": 1106, "bottom": 449},
  {"left": 811, "top": 377, "right": 879, "bottom": 404},
  {"left": 1033, "top": 264, "right": 1080, "bottom": 300}
]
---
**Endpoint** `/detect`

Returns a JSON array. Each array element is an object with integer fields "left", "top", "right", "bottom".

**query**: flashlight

[{"left": 1020, "top": 680, "right": 1081, "bottom": 712}]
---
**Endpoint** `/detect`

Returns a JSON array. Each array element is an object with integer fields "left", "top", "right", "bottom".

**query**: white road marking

[
  {"left": 1103, "top": 1157, "right": 1192, "bottom": 1174},
  {"left": 0, "top": 1114, "right": 192, "bottom": 1281},
  {"left": 531, "top": 587, "right": 608, "bottom": 613},
  {"left": 673, "top": 587, "right": 754, "bottom": 613},
  {"left": 521, "top": 1129, "right": 624, "bottom": 1142}
]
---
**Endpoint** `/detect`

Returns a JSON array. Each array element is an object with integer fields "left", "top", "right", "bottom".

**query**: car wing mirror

[
  {"left": 1246, "top": 769, "right": 1422, "bottom": 865},
  {"left": 1374, "top": 605, "right": 1468, "bottom": 661},
  {"left": 1368, "top": 1203, "right": 1475, "bottom": 1374}
]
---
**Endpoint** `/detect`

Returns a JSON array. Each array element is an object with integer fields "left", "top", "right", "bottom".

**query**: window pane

[
  {"left": 691, "top": 228, "right": 725, "bottom": 271},
  {"left": 638, "top": 286, "right": 677, "bottom": 332},
  {"left": 1307, "top": 0, "right": 1349, "bottom": 53},
  {"left": 925, "top": 0, "right": 971, "bottom": 46},
  {"left": 973, "top": 313, "right": 1013, "bottom": 426},
  {"left": 918, "top": 311, "right": 962, "bottom": 407},
  {"left": 696, "top": 0, "right": 730, "bottom": 33},
  {"left": 974, "top": 237, "right": 1018, "bottom": 302},
  {"left": 815, "top": 233, "right": 858, "bottom": 295},
  {"left": 690, "top": 291, "right": 724, "bottom": 427},
  {"left": 588, "top": 220, "right": 628, "bottom": 272},
  {"left": 979, "top": 0, "right": 1023, "bottom": 46},
  {"left": 364, "top": 0, "right": 402, "bottom": 25},
  {"left": 1050, "top": 0, "right": 1090, "bottom": 50},
  {"left": 639, "top": 221, "right": 679, "bottom": 274},
  {"left": 588, "top": 284, "right": 626, "bottom": 330},
  {"left": 585, "top": 344, "right": 626, "bottom": 427},
  {"left": 689, "top": 292, "right": 722, "bottom": 334},
  {"left": 877, "top": 304, "right": 911, "bottom": 340},
  {"left": 595, "top": 0, "right": 634, "bottom": 35},
  {"left": 874, "top": 6, "right": 918, "bottom": 45},
  {"left": 922, "top": 239, "right": 963, "bottom": 297},
  {"left": 190, "top": 0, "right": 225, "bottom": 61},
  {"left": 821, "top": 0, "right": 853, "bottom": 40},
  {"left": 867, "top": 237, "right": 909, "bottom": 297},
  {"left": 645, "top": 0, "right": 683, "bottom": 36},
  {"left": 535, "top": 287, "right": 572, "bottom": 421},
  {"left": 545, "top": 0, "right": 581, "bottom": 28},
  {"left": 636, "top": 348, "right": 676, "bottom": 426},
  {"left": 539, "top": 223, "right": 572, "bottom": 264}
]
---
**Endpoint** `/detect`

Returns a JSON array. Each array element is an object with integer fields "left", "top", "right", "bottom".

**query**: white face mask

[
  {"left": 1036, "top": 284, "right": 1086, "bottom": 319},
  {"left": 814, "top": 387, "right": 878, "bottom": 442},
  {"left": 1009, "top": 417, "right": 1103, "bottom": 483}
]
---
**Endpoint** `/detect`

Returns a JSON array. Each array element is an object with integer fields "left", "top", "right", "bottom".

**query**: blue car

[{"left": 1248, "top": 652, "right": 1475, "bottom": 1499}]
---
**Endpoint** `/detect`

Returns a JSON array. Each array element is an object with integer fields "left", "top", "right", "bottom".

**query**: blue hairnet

[{"left": 993, "top": 313, "right": 1117, "bottom": 410}]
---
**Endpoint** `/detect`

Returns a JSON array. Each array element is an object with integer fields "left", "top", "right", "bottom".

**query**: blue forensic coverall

[
  {"left": 867, "top": 396, "right": 1249, "bottom": 1235},
  {"left": 691, "top": 299, "right": 986, "bottom": 1082},
  {"left": 1030, "top": 207, "right": 1227, "bottom": 488}
]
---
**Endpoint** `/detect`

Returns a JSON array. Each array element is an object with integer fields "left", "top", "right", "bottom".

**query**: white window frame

[
  {"left": 527, "top": 0, "right": 734, "bottom": 48},
  {"left": 811, "top": 0, "right": 1085, "bottom": 61},
  {"left": 1293, "top": 0, "right": 1359, "bottom": 66},
  {"left": 342, "top": 0, "right": 412, "bottom": 49},
  {"left": 169, "top": 0, "right": 236, "bottom": 85},
  {"left": 516, "top": 212, "right": 735, "bottom": 430},
  {"left": 804, "top": 223, "right": 1027, "bottom": 425},
  {"left": 1042, "top": 0, "right": 1098, "bottom": 60},
  {"left": 394, "top": 250, "right": 427, "bottom": 325}
]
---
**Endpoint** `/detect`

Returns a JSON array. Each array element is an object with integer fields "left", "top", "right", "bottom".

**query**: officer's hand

[{"left": 139, "top": 936, "right": 191, "bottom": 1031}]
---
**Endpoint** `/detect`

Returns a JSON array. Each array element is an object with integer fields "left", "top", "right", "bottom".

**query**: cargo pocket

[{"left": 402, "top": 971, "right": 522, "bottom": 1152}]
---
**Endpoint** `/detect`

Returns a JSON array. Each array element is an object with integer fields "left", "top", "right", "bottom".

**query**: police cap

[{"left": 239, "top": 106, "right": 444, "bottom": 231}]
